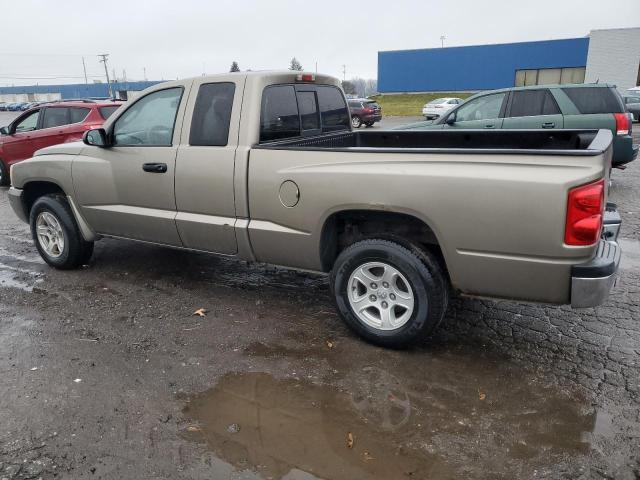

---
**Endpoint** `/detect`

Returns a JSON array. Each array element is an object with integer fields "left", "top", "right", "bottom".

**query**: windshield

[{"left": 427, "top": 98, "right": 448, "bottom": 105}]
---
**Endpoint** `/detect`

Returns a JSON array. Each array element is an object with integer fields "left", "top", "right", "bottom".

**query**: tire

[
  {"left": 331, "top": 239, "right": 448, "bottom": 348},
  {"left": 364, "top": 122, "right": 374, "bottom": 127},
  {"left": 29, "top": 194, "right": 94, "bottom": 269},
  {"left": 351, "top": 115, "right": 362, "bottom": 129},
  {"left": 0, "top": 160, "right": 8, "bottom": 186}
]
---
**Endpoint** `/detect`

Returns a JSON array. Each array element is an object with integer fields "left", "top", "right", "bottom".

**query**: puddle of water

[
  {"left": 182, "top": 370, "right": 600, "bottom": 479},
  {"left": 0, "top": 264, "right": 43, "bottom": 292}
]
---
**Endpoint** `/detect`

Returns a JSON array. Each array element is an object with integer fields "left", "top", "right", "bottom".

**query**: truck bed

[{"left": 256, "top": 129, "right": 607, "bottom": 154}]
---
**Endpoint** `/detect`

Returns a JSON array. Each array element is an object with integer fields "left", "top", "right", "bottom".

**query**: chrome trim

[{"left": 571, "top": 271, "right": 618, "bottom": 308}]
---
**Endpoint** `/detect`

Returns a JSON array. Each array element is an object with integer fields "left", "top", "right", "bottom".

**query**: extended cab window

[
  {"left": 190, "top": 82, "right": 235, "bottom": 146},
  {"left": 14, "top": 110, "right": 40, "bottom": 133},
  {"left": 563, "top": 87, "right": 624, "bottom": 114},
  {"left": 317, "top": 86, "right": 350, "bottom": 132},
  {"left": 508, "top": 90, "right": 560, "bottom": 117},
  {"left": 42, "top": 108, "right": 70, "bottom": 129},
  {"left": 260, "top": 85, "right": 300, "bottom": 142},
  {"left": 114, "top": 87, "right": 183, "bottom": 146}
]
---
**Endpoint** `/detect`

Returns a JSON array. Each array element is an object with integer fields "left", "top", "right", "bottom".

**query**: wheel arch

[{"left": 319, "top": 208, "right": 449, "bottom": 277}]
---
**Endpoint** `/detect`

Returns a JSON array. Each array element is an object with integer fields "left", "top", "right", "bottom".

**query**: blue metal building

[
  {"left": 378, "top": 38, "right": 590, "bottom": 93},
  {"left": 0, "top": 80, "right": 162, "bottom": 99}
]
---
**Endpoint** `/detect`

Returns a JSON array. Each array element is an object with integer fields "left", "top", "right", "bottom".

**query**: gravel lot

[{"left": 0, "top": 112, "right": 639, "bottom": 479}]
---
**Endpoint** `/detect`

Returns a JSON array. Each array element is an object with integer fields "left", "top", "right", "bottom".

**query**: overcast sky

[{"left": 1, "top": 0, "right": 639, "bottom": 86}]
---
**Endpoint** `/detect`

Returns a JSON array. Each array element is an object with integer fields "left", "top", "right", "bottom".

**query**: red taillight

[
  {"left": 614, "top": 113, "right": 630, "bottom": 135},
  {"left": 295, "top": 73, "right": 315, "bottom": 82},
  {"left": 564, "top": 179, "right": 605, "bottom": 246},
  {"left": 363, "top": 108, "right": 374, "bottom": 114}
]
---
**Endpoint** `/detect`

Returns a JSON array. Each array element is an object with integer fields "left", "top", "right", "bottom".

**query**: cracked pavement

[{"left": 0, "top": 124, "right": 638, "bottom": 479}]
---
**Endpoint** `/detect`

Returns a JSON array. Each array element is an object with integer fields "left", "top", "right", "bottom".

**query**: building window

[{"left": 515, "top": 67, "right": 585, "bottom": 87}]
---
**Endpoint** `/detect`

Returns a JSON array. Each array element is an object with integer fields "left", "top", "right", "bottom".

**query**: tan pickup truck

[{"left": 7, "top": 71, "right": 622, "bottom": 348}]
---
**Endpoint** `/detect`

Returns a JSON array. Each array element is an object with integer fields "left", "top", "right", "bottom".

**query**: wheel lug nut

[
  {"left": 369, "top": 295, "right": 377, "bottom": 301},
  {"left": 390, "top": 293, "right": 396, "bottom": 300},
  {"left": 370, "top": 283, "right": 377, "bottom": 289},
  {"left": 383, "top": 282, "right": 389, "bottom": 288},
  {"left": 381, "top": 301, "right": 388, "bottom": 309}
]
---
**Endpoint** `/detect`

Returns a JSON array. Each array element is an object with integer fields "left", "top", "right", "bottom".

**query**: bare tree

[
  {"left": 230, "top": 61, "right": 240, "bottom": 72},
  {"left": 342, "top": 80, "right": 357, "bottom": 96},
  {"left": 289, "top": 57, "right": 303, "bottom": 71}
]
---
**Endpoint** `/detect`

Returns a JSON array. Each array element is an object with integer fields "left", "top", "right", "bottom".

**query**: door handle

[
  {"left": 484, "top": 124, "right": 495, "bottom": 129},
  {"left": 542, "top": 122, "right": 556, "bottom": 128},
  {"left": 142, "top": 162, "right": 167, "bottom": 173}
]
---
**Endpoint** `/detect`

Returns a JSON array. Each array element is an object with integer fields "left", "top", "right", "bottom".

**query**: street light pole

[
  {"left": 440, "top": 35, "right": 446, "bottom": 48},
  {"left": 98, "top": 53, "right": 113, "bottom": 98}
]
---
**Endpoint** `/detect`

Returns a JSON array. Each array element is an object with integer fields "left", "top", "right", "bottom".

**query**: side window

[
  {"left": 509, "top": 90, "right": 559, "bottom": 117},
  {"left": 189, "top": 82, "right": 235, "bottom": 146},
  {"left": 316, "top": 86, "right": 350, "bottom": 132},
  {"left": 260, "top": 85, "right": 300, "bottom": 142},
  {"left": 114, "top": 87, "right": 183, "bottom": 146},
  {"left": 42, "top": 108, "right": 70, "bottom": 129},
  {"left": 297, "top": 91, "right": 320, "bottom": 131},
  {"left": 455, "top": 93, "right": 506, "bottom": 122},
  {"left": 70, "top": 107, "right": 91, "bottom": 124},
  {"left": 562, "top": 87, "right": 625, "bottom": 114},
  {"left": 14, "top": 110, "right": 40, "bottom": 133},
  {"left": 99, "top": 106, "right": 120, "bottom": 120}
]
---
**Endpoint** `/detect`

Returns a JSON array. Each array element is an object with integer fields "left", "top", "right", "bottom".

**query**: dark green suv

[{"left": 399, "top": 84, "right": 637, "bottom": 167}]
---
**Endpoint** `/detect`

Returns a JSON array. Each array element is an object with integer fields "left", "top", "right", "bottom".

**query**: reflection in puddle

[{"left": 182, "top": 370, "right": 600, "bottom": 479}]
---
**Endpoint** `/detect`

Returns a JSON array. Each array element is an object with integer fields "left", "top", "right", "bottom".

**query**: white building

[{"left": 585, "top": 27, "right": 640, "bottom": 93}]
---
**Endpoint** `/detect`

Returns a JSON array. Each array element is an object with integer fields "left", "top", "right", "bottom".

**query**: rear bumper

[
  {"left": 571, "top": 203, "right": 621, "bottom": 308},
  {"left": 8, "top": 186, "right": 28, "bottom": 223}
]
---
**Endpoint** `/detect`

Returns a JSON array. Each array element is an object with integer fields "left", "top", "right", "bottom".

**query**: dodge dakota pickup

[{"left": 7, "top": 71, "right": 622, "bottom": 348}]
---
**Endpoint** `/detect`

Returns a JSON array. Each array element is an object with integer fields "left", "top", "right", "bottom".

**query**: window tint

[
  {"left": 114, "top": 87, "right": 183, "bottom": 146},
  {"left": 348, "top": 101, "right": 361, "bottom": 109},
  {"left": 14, "top": 110, "right": 40, "bottom": 133},
  {"left": 189, "top": 82, "right": 235, "bottom": 146},
  {"left": 42, "top": 108, "right": 70, "bottom": 129},
  {"left": 99, "top": 106, "right": 120, "bottom": 120},
  {"left": 298, "top": 91, "right": 320, "bottom": 131},
  {"left": 260, "top": 85, "right": 300, "bottom": 142},
  {"left": 70, "top": 107, "right": 90, "bottom": 124},
  {"left": 509, "top": 90, "right": 560, "bottom": 117},
  {"left": 455, "top": 93, "right": 505, "bottom": 122},
  {"left": 316, "top": 86, "right": 349, "bottom": 132},
  {"left": 563, "top": 87, "right": 625, "bottom": 114}
]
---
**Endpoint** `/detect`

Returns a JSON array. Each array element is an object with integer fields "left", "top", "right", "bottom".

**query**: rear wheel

[
  {"left": 331, "top": 239, "right": 448, "bottom": 348},
  {"left": 351, "top": 115, "right": 362, "bottom": 128},
  {"left": 0, "top": 160, "right": 8, "bottom": 186},
  {"left": 30, "top": 194, "right": 94, "bottom": 269}
]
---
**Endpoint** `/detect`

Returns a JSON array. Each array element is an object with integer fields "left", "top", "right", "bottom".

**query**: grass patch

[{"left": 371, "top": 92, "right": 474, "bottom": 117}]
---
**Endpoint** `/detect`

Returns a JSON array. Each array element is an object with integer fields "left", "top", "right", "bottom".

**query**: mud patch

[{"left": 181, "top": 371, "right": 605, "bottom": 479}]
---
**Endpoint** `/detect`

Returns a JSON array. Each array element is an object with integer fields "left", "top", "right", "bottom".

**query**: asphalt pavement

[{"left": 0, "top": 113, "right": 639, "bottom": 479}]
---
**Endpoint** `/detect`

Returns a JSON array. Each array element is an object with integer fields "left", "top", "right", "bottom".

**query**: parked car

[
  {"left": 348, "top": 98, "right": 382, "bottom": 128},
  {"left": 422, "top": 97, "right": 463, "bottom": 119},
  {"left": 5, "top": 103, "right": 20, "bottom": 111},
  {"left": 399, "top": 84, "right": 637, "bottom": 168},
  {"left": 0, "top": 102, "right": 7, "bottom": 111},
  {"left": 7, "top": 72, "right": 622, "bottom": 348},
  {"left": 0, "top": 99, "right": 123, "bottom": 185},
  {"left": 623, "top": 96, "right": 640, "bottom": 122}
]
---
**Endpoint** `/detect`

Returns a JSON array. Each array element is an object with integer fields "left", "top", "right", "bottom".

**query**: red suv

[{"left": 0, "top": 100, "right": 123, "bottom": 185}]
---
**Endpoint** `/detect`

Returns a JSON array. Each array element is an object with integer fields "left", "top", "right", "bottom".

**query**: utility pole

[
  {"left": 143, "top": 67, "right": 147, "bottom": 81},
  {"left": 440, "top": 35, "right": 446, "bottom": 48},
  {"left": 342, "top": 64, "right": 346, "bottom": 81},
  {"left": 81, "top": 57, "right": 88, "bottom": 85},
  {"left": 98, "top": 53, "right": 113, "bottom": 98},
  {"left": 315, "top": 61, "right": 318, "bottom": 73}
]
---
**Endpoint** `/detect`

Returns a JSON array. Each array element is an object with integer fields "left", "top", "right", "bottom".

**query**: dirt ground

[{"left": 0, "top": 121, "right": 639, "bottom": 479}]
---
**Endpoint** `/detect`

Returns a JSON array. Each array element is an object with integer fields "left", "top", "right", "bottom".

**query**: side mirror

[
  {"left": 0, "top": 126, "right": 9, "bottom": 135},
  {"left": 445, "top": 113, "right": 456, "bottom": 125},
  {"left": 83, "top": 128, "right": 109, "bottom": 147}
]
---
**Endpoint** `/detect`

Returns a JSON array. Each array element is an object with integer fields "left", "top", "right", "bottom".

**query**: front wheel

[
  {"left": 331, "top": 239, "right": 448, "bottom": 348},
  {"left": 30, "top": 194, "right": 94, "bottom": 269},
  {"left": 351, "top": 115, "right": 362, "bottom": 128}
]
